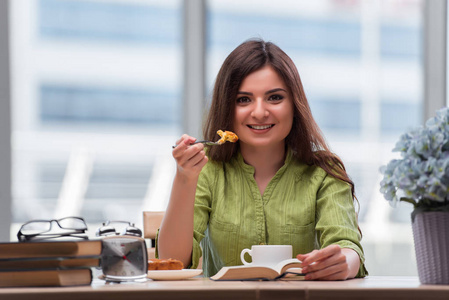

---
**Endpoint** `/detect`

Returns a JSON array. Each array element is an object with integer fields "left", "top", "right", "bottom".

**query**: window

[{"left": 10, "top": 0, "right": 182, "bottom": 234}]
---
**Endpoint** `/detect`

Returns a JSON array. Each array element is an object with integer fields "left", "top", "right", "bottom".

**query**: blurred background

[{"left": 0, "top": 0, "right": 447, "bottom": 276}]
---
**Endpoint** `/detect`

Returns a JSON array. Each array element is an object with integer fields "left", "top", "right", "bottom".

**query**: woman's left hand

[{"left": 296, "top": 245, "right": 360, "bottom": 280}]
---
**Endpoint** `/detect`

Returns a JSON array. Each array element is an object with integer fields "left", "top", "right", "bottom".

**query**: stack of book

[{"left": 0, "top": 240, "right": 102, "bottom": 287}]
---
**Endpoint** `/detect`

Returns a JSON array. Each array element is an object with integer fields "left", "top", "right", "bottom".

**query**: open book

[{"left": 210, "top": 258, "right": 305, "bottom": 281}]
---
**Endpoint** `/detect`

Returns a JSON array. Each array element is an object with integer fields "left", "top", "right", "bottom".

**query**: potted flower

[{"left": 379, "top": 106, "right": 449, "bottom": 285}]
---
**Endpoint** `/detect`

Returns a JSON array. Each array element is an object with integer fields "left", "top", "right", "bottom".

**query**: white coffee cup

[{"left": 240, "top": 245, "right": 293, "bottom": 268}]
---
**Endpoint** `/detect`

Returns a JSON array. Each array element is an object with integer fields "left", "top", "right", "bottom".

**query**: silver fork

[{"left": 172, "top": 140, "right": 220, "bottom": 149}]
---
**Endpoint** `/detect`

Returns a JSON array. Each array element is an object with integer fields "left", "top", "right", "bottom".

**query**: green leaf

[{"left": 399, "top": 197, "right": 417, "bottom": 208}]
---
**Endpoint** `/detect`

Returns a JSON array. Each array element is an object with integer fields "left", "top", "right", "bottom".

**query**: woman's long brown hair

[{"left": 203, "top": 38, "right": 357, "bottom": 203}]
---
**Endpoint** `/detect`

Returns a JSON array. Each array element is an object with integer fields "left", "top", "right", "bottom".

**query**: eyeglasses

[
  {"left": 17, "top": 217, "right": 88, "bottom": 242},
  {"left": 96, "top": 221, "right": 142, "bottom": 237}
]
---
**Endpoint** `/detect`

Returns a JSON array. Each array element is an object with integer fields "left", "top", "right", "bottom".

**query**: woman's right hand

[
  {"left": 160, "top": 134, "right": 207, "bottom": 265},
  {"left": 172, "top": 134, "right": 208, "bottom": 179}
]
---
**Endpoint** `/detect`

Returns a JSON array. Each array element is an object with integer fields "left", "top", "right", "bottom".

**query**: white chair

[{"left": 142, "top": 211, "right": 202, "bottom": 269}]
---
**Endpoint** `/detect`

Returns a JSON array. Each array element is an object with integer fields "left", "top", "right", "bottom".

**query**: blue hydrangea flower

[{"left": 379, "top": 107, "right": 449, "bottom": 207}]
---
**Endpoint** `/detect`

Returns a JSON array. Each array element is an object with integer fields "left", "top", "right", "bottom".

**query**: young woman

[{"left": 158, "top": 39, "right": 367, "bottom": 280}]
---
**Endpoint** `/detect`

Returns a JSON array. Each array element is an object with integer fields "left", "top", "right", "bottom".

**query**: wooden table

[{"left": 0, "top": 276, "right": 448, "bottom": 300}]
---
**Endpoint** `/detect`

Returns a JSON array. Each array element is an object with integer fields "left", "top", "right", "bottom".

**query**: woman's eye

[
  {"left": 236, "top": 96, "right": 251, "bottom": 104},
  {"left": 268, "top": 94, "right": 284, "bottom": 101}
]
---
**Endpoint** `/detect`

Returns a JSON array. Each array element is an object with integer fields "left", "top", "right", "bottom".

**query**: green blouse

[{"left": 189, "top": 149, "right": 368, "bottom": 278}]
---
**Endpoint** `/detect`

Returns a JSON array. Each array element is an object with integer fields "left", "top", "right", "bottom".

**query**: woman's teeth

[{"left": 249, "top": 125, "right": 273, "bottom": 130}]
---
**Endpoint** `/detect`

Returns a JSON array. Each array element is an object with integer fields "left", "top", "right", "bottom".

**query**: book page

[
  {"left": 210, "top": 265, "right": 279, "bottom": 280},
  {"left": 274, "top": 258, "right": 303, "bottom": 274}
]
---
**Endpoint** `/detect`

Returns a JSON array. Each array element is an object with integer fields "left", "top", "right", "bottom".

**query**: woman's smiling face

[{"left": 233, "top": 65, "right": 294, "bottom": 149}]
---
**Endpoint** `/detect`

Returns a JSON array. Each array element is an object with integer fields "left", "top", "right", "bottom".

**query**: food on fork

[
  {"left": 148, "top": 258, "right": 184, "bottom": 270},
  {"left": 216, "top": 130, "right": 238, "bottom": 145}
]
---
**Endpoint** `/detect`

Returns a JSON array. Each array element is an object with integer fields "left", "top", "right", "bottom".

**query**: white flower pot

[{"left": 412, "top": 210, "right": 449, "bottom": 285}]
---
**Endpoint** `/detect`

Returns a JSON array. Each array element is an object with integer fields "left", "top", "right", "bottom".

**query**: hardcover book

[
  {"left": 0, "top": 268, "right": 93, "bottom": 287},
  {"left": 0, "top": 256, "right": 100, "bottom": 270},
  {"left": 0, "top": 240, "right": 102, "bottom": 259}
]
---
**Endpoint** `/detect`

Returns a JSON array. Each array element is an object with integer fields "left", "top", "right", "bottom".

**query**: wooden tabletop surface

[{"left": 1, "top": 276, "right": 448, "bottom": 300}]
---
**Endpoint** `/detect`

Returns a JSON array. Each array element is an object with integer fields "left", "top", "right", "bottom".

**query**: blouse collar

[{"left": 236, "top": 147, "right": 293, "bottom": 175}]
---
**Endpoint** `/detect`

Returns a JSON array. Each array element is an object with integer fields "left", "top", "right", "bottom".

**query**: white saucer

[{"left": 147, "top": 269, "right": 203, "bottom": 280}]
